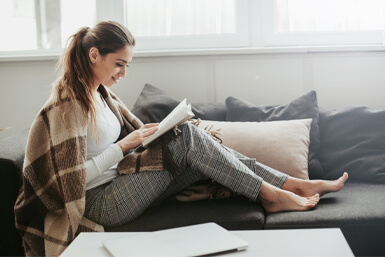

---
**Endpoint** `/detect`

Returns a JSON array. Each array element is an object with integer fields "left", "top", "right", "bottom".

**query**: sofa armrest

[{"left": 0, "top": 130, "right": 28, "bottom": 256}]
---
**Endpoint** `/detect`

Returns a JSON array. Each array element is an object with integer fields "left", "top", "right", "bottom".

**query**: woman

[{"left": 14, "top": 21, "right": 348, "bottom": 257}]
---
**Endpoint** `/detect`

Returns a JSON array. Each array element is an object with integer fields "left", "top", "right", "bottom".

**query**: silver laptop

[{"left": 103, "top": 222, "right": 248, "bottom": 257}]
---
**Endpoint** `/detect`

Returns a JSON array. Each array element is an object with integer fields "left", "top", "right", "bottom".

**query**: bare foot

[
  {"left": 300, "top": 172, "right": 349, "bottom": 197},
  {"left": 259, "top": 182, "right": 320, "bottom": 213},
  {"left": 283, "top": 172, "right": 349, "bottom": 197}
]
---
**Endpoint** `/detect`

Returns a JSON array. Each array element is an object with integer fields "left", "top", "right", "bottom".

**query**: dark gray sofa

[{"left": 1, "top": 85, "right": 385, "bottom": 256}]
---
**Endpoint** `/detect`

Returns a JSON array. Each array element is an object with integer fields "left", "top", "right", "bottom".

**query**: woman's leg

[
  {"left": 258, "top": 182, "right": 320, "bottom": 213},
  {"left": 222, "top": 145, "right": 288, "bottom": 188},
  {"left": 85, "top": 168, "right": 207, "bottom": 228},
  {"left": 166, "top": 123, "right": 320, "bottom": 212},
  {"left": 223, "top": 143, "right": 348, "bottom": 198},
  {"left": 166, "top": 123, "right": 264, "bottom": 201},
  {"left": 174, "top": 145, "right": 289, "bottom": 202}
]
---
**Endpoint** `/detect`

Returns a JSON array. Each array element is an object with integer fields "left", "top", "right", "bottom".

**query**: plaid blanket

[{"left": 14, "top": 86, "right": 165, "bottom": 256}]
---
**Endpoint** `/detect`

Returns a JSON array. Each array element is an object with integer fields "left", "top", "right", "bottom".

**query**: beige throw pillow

[{"left": 198, "top": 119, "right": 312, "bottom": 180}]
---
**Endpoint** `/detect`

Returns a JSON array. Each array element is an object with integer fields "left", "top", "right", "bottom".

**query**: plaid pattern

[
  {"left": 85, "top": 123, "right": 288, "bottom": 228},
  {"left": 14, "top": 86, "right": 152, "bottom": 257},
  {"left": 222, "top": 145, "right": 288, "bottom": 189}
]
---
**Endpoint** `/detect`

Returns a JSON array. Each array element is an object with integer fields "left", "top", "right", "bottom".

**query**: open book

[{"left": 142, "top": 99, "right": 195, "bottom": 147}]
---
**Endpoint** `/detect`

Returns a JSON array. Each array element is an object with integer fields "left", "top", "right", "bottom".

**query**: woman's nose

[{"left": 119, "top": 66, "right": 126, "bottom": 78}]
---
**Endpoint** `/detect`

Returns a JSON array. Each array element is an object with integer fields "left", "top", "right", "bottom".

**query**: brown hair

[{"left": 53, "top": 21, "right": 135, "bottom": 134}]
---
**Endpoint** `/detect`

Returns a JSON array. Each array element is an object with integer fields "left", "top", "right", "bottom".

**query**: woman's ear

[{"left": 89, "top": 47, "right": 99, "bottom": 64}]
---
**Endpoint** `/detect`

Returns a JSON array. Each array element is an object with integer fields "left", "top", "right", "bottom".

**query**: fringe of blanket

[
  {"left": 207, "top": 180, "right": 233, "bottom": 200},
  {"left": 190, "top": 118, "right": 223, "bottom": 144}
]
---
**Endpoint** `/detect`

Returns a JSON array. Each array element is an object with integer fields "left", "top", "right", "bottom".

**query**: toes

[
  {"left": 339, "top": 172, "right": 349, "bottom": 182},
  {"left": 307, "top": 194, "right": 320, "bottom": 208},
  {"left": 307, "top": 193, "right": 320, "bottom": 200}
]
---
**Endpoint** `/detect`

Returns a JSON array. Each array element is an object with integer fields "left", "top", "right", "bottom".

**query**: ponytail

[
  {"left": 52, "top": 21, "right": 136, "bottom": 135},
  {"left": 54, "top": 27, "right": 99, "bottom": 134}
]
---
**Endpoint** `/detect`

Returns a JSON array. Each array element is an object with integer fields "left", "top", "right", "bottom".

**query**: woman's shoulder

[
  {"left": 38, "top": 87, "right": 79, "bottom": 113},
  {"left": 33, "top": 88, "right": 86, "bottom": 130}
]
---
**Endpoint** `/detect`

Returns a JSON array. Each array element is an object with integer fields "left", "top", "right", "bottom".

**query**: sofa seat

[
  {"left": 264, "top": 182, "right": 385, "bottom": 256},
  {"left": 107, "top": 196, "right": 265, "bottom": 232}
]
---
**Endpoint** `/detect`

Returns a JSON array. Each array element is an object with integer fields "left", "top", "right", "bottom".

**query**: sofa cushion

[
  {"left": 318, "top": 106, "right": 385, "bottom": 183},
  {"left": 106, "top": 196, "right": 265, "bottom": 232},
  {"left": 131, "top": 83, "right": 226, "bottom": 123},
  {"left": 264, "top": 182, "right": 385, "bottom": 256},
  {"left": 225, "top": 91, "right": 323, "bottom": 179},
  {"left": 198, "top": 119, "right": 312, "bottom": 179}
]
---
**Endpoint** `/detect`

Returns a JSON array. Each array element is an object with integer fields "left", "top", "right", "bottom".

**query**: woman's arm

[
  {"left": 86, "top": 144, "right": 123, "bottom": 184},
  {"left": 86, "top": 123, "right": 159, "bottom": 183}
]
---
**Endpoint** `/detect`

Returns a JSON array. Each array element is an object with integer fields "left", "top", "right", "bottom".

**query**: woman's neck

[{"left": 91, "top": 83, "right": 100, "bottom": 95}]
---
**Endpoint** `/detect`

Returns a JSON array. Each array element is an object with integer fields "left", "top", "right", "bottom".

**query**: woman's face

[{"left": 91, "top": 45, "right": 134, "bottom": 88}]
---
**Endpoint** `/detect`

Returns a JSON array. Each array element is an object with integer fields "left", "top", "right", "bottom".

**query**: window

[
  {"left": 1, "top": 0, "right": 385, "bottom": 55},
  {"left": 275, "top": 0, "right": 385, "bottom": 32},
  {"left": 0, "top": 0, "right": 37, "bottom": 51},
  {"left": 0, "top": 0, "right": 246, "bottom": 52},
  {"left": 60, "top": 0, "right": 96, "bottom": 48},
  {"left": 0, "top": 0, "right": 95, "bottom": 51},
  {"left": 124, "top": 0, "right": 248, "bottom": 50},
  {"left": 263, "top": 0, "right": 385, "bottom": 46}
]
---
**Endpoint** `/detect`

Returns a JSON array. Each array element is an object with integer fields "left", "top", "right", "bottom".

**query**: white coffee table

[{"left": 60, "top": 227, "right": 354, "bottom": 256}]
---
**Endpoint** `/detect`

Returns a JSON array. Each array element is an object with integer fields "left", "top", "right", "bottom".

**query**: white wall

[{"left": 1, "top": 49, "right": 385, "bottom": 139}]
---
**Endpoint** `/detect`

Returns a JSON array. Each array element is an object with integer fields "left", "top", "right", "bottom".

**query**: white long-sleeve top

[{"left": 85, "top": 100, "right": 124, "bottom": 191}]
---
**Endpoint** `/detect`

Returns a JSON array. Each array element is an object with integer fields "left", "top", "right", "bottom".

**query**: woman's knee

[
  {"left": 179, "top": 122, "right": 199, "bottom": 133},
  {"left": 179, "top": 122, "right": 206, "bottom": 141}
]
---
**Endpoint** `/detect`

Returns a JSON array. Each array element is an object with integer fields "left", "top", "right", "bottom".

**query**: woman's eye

[{"left": 116, "top": 63, "right": 130, "bottom": 68}]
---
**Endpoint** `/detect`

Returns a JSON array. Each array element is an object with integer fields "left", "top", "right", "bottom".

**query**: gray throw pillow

[
  {"left": 225, "top": 91, "right": 323, "bottom": 179},
  {"left": 318, "top": 106, "right": 385, "bottom": 183},
  {"left": 131, "top": 83, "right": 226, "bottom": 124}
]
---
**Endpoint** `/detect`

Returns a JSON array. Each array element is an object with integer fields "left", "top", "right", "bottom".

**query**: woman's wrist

[
  {"left": 116, "top": 141, "right": 128, "bottom": 153},
  {"left": 116, "top": 139, "right": 138, "bottom": 153}
]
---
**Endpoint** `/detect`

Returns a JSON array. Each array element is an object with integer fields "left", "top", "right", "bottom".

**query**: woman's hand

[{"left": 116, "top": 123, "right": 159, "bottom": 152}]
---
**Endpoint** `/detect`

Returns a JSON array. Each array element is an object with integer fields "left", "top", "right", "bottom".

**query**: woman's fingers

[
  {"left": 142, "top": 123, "right": 159, "bottom": 128},
  {"left": 141, "top": 124, "right": 159, "bottom": 136},
  {"left": 144, "top": 126, "right": 158, "bottom": 136},
  {"left": 117, "top": 124, "right": 159, "bottom": 151}
]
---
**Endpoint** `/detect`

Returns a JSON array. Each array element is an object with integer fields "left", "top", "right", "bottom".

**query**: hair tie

[{"left": 82, "top": 27, "right": 90, "bottom": 36}]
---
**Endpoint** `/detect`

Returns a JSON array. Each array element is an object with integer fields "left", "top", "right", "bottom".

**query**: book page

[{"left": 142, "top": 99, "right": 195, "bottom": 147}]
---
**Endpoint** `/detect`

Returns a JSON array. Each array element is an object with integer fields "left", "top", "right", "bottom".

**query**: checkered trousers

[{"left": 84, "top": 123, "right": 288, "bottom": 228}]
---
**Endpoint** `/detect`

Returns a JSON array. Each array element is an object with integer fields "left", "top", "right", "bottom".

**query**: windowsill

[
  {"left": 135, "top": 44, "right": 385, "bottom": 57},
  {"left": 1, "top": 44, "right": 385, "bottom": 62}
]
